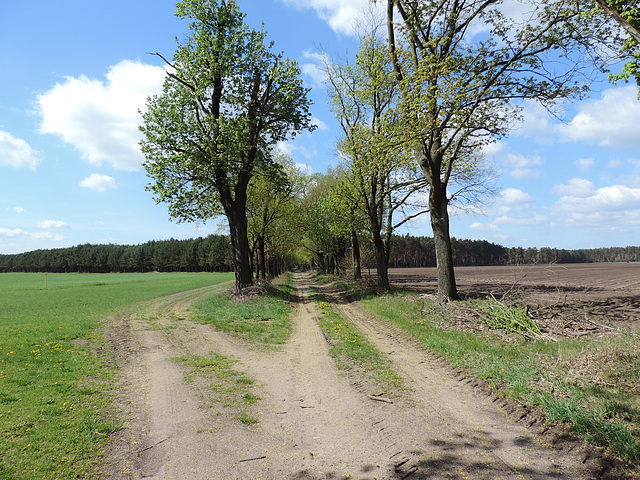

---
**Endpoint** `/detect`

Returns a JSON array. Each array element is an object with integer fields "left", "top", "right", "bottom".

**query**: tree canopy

[
  {"left": 140, "top": 0, "right": 314, "bottom": 291},
  {"left": 379, "top": 0, "right": 604, "bottom": 302}
]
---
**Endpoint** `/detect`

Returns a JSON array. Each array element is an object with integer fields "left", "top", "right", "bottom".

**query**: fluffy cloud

[
  {"left": 279, "top": 0, "right": 382, "bottom": 35},
  {"left": 30, "top": 232, "right": 67, "bottom": 241},
  {"left": 553, "top": 178, "right": 596, "bottom": 197},
  {"left": 501, "top": 188, "right": 534, "bottom": 205},
  {"left": 0, "top": 228, "right": 27, "bottom": 238},
  {"left": 574, "top": 157, "right": 594, "bottom": 172},
  {"left": 494, "top": 214, "right": 547, "bottom": 226},
  {"left": 555, "top": 85, "right": 640, "bottom": 150},
  {"left": 37, "top": 59, "right": 167, "bottom": 171},
  {"left": 79, "top": 173, "right": 117, "bottom": 192},
  {"left": 505, "top": 153, "right": 543, "bottom": 179},
  {"left": 482, "top": 142, "right": 543, "bottom": 179},
  {"left": 13, "top": 207, "right": 27, "bottom": 214},
  {"left": 0, "top": 130, "right": 40, "bottom": 169},
  {"left": 469, "top": 222, "right": 499, "bottom": 231},
  {"left": 0, "top": 227, "right": 66, "bottom": 242},
  {"left": 467, "top": 188, "right": 541, "bottom": 232},
  {"left": 37, "top": 220, "right": 70, "bottom": 229},
  {"left": 552, "top": 184, "right": 640, "bottom": 229},
  {"left": 301, "top": 50, "right": 328, "bottom": 87},
  {"left": 556, "top": 185, "right": 640, "bottom": 212},
  {"left": 276, "top": 141, "right": 315, "bottom": 161},
  {"left": 512, "top": 100, "right": 554, "bottom": 143},
  {"left": 311, "top": 116, "right": 329, "bottom": 131}
]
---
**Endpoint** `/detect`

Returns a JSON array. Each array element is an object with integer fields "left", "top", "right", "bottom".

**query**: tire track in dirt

[
  {"left": 101, "top": 275, "right": 601, "bottom": 479},
  {"left": 102, "top": 276, "right": 414, "bottom": 479},
  {"left": 314, "top": 278, "right": 600, "bottom": 479}
]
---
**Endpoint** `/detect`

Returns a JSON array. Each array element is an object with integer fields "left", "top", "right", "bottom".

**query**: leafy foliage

[
  {"left": 382, "top": 0, "right": 602, "bottom": 301},
  {"left": 140, "top": 0, "right": 314, "bottom": 289}
]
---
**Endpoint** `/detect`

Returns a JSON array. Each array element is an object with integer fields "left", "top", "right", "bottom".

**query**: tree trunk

[
  {"left": 371, "top": 230, "right": 390, "bottom": 289},
  {"left": 257, "top": 234, "right": 266, "bottom": 280},
  {"left": 226, "top": 206, "right": 253, "bottom": 292},
  {"left": 351, "top": 229, "right": 362, "bottom": 280},
  {"left": 429, "top": 183, "right": 459, "bottom": 302}
]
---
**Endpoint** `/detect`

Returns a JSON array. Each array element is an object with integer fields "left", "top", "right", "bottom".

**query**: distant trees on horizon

[{"left": 1, "top": 234, "right": 638, "bottom": 274}]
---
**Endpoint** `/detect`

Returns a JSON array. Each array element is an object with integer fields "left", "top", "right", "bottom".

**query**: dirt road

[{"left": 100, "top": 273, "right": 599, "bottom": 479}]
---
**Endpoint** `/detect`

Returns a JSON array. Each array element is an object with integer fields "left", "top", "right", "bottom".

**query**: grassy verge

[
  {"left": 309, "top": 288, "right": 405, "bottom": 397},
  {"left": 173, "top": 353, "right": 260, "bottom": 425},
  {"left": 0, "top": 272, "right": 233, "bottom": 480},
  {"left": 360, "top": 291, "right": 640, "bottom": 471},
  {"left": 192, "top": 280, "right": 293, "bottom": 346}
]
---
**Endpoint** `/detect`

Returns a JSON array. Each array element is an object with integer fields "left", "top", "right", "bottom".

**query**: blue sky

[{"left": 1, "top": 0, "right": 639, "bottom": 255}]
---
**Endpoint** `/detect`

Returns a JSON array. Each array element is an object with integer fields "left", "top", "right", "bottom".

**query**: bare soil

[
  {"left": 98, "top": 269, "right": 631, "bottom": 479},
  {"left": 386, "top": 263, "right": 640, "bottom": 333}
]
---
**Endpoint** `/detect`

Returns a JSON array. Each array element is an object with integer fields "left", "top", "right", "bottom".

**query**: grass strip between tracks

[
  {"left": 309, "top": 287, "right": 405, "bottom": 398},
  {"left": 358, "top": 289, "right": 640, "bottom": 473},
  {"left": 173, "top": 353, "right": 260, "bottom": 425},
  {"left": 192, "top": 276, "right": 294, "bottom": 346}
]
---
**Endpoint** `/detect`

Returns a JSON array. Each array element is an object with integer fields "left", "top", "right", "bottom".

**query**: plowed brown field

[{"left": 386, "top": 263, "right": 640, "bottom": 331}]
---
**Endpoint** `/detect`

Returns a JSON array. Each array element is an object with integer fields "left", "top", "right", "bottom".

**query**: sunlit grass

[
  {"left": 193, "top": 282, "right": 293, "bottom": 345},
  {"left": 310, "top": 289, "right": 405, "bottom": 396},
  {"left": 173, "top": 353, "right": 261, "bottom": 424},
  {"left": 0, "top": 272, "right": 232, "bottom": 479}
]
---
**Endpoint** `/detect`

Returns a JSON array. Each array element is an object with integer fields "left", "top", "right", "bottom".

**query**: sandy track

[{"left": 100, "top": 274, "right": 599, "bottom": 479}]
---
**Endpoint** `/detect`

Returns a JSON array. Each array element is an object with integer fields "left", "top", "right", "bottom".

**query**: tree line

[
  {"left": 0, "top": 236, "right": 232, "bottom": 273},
  {"left": 1, "top": 233, "right": 637, "bottom": 274},
  {"left": 389, "top": 236, "right": 640, "bottom": 267}
]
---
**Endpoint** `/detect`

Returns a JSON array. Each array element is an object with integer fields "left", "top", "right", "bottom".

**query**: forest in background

[{"left": 1, "top": 234, "right": 638, "bottom": 274}]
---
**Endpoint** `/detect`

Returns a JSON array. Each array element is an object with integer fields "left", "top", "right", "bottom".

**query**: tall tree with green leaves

[
  {"left": 381, "top": 0, "right": 601, "bottom": 302},
  {"left": 326, "top": 30, "right": 427, "bottom": 289},
  {"left": 298, "top": 170, "right": 352, "bottom": 274},
  {"left": 140, "top": 0, "right": 314, "bottom": 291},
  {"left": 246, "top": 151, "right": 307, "bottom": 279}
]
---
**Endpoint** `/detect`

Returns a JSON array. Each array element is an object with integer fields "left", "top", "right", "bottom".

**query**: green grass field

[{"left": 0, "top": 272, "right": 233, "bottom": 480}]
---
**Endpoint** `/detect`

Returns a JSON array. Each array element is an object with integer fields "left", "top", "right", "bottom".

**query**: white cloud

[
  {"left": 13, "top": 207, "right": 27, "bottom": 214},
  {"left": 553, "top": 178, "right": 596, "bottom": 197},
  {"left": 0, "top": 130, "right": 40, "bottom": 170},
  {"left": 494, "top": 214, "right": 547, "bottom": 226},
  {"left": 556, "top": 184, "right": 640, "bottom": 212},
  {"left": 295, "top": 162, "right": 314, "bottom": 175},
  {"left": 0, "top": 227, "right": 66, "bottom": 242},
  {"left": 556, "top": 85, "right": 640, "bottom": 150},
  {"left": 552, "top": 184, "right": 640, "bottom": 230},
  {"left": 513, "top": 100, "right": 554, "bottom": 143},
  {"left": 608, "top": 159, "right": 624, "bottom": 168},
  {"left": 469, "top": 221, "right": 498, "bottom": 231},
  {"left": 312, "top": 116, "right": 329, "bottom": 131},
  {"left": 276, "top": 141, "right": 314, "bottom": 161},
  {"left": 506, "top": 153, "right": 543, "bottom": 179},
  {"left": 30, "top": 232, "right": 67, "bottom": 241},
  {"left": 79, "top": 173, "right": 117, "bottom": 192},
  {"left": 301, "top": 50, "right": 328, "bottom": 87},
  {"left": 574, "top": 157, "right": 594, "bottom": 172},
  {"left": 37, "top": 59, "right": 167, "bottom": 171},
  {"left": 483, "top": 142, "right": 543, "bottom": 179},
  {"left": 279, "top": 0, "right": 382, "bottom": 35},
  {"left": 37, "top": 220, "right": 70, "bottom": 229},
  {"left": 501, "top": 188, "right": 534, "bottom": 204},
  {"left": 0, "top": 228, "right": 27, "bottom": 238}
]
